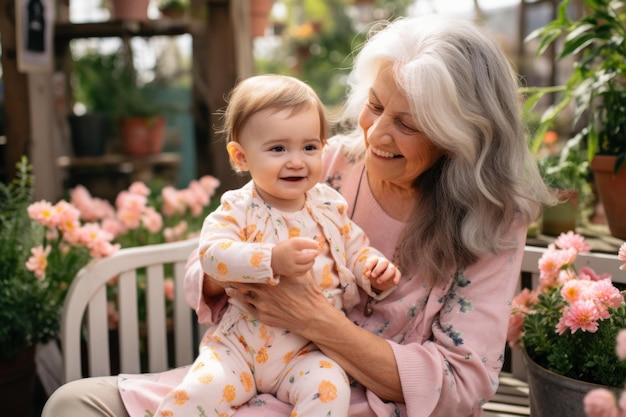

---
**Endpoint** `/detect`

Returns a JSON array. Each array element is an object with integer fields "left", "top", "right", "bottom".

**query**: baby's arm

[{"left": 363, "top": 256, "right": 401, "bottom": 292}]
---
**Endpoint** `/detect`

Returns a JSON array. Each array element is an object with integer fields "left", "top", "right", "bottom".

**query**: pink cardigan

[{"left": 119, "top": 141, "right": 526, "bottom": 417}]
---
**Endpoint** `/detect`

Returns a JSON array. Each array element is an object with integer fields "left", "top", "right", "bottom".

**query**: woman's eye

[
  {"left": 397, "top": 119, "right": 420, "bottom": 133},
  {"left": 367, "top": 102, "right": 383, "bottom": 114}
]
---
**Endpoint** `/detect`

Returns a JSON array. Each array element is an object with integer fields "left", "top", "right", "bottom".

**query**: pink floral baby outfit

[{"left": 154, "top": 181, "right": 394, "bottom": 417}]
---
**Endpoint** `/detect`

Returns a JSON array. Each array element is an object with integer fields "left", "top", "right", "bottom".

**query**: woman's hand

[
  {"left": 225, "top": 271, "right": 326, "bottom": 332},
  {"left": 225, "top": 272, "right": 404, "bottom": 402}
]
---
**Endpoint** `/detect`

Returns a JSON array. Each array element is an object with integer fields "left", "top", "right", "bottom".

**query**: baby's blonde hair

[{"left": 219, "top": 74, "right": 329, "bottom": 147}]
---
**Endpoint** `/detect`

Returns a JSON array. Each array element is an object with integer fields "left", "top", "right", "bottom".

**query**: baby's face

[{"left": 234, "top": 106, "right": 324, "bottom": 212}]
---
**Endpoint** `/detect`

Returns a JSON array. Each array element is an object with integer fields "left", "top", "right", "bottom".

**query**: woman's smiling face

[{"left": 358, "top": 64, "right": 444, "bottom": 190}]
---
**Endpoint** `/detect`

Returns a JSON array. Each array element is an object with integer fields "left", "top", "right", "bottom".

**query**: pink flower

[
  {"left": 101, "top": 218, "right": 125, "bottom": 238},
  {"left": 141, "top": 207, "right": 163, "bottom": 234},
  {"left": 507, "top": 312, "right": 525, "bottom": 348},
  {"left": 561, "top": 279, "right": 593, "bottom": 304},
  {"left": 161, "top": 186, "right": 185, "bottom": 216},
  {"left": 539, "top": 246, "right": 578, "bottom": 289},
  {"left": 584, "top": 388, "right": 619, "bottom": 417},
  {"left": 71, "top": 185, "right": 116, "bottom": 222},
  {"left": 592, "top": 279, "right": 624, "bottom": 310},
  {"left": 54, "top": 201, "right": 81, "bottom": 235},
  {"left": 579, "top": 266, "right": 612, "bottom": 282},
  {"left": 555, "top": 231, "right": 591, "bottom": 253},
  {"left": 163, "top": 278, "right": 175, "bottom": 302},
  {"left": 619, "top": 243, "right": 626, "bottom": 271},
  {"left": 557, "top": 300, "right": 601, "bottom": 334},
  {"left": 116, "top": 191, "right": 147, "bottom": 216},
  {"left": 199, "top": 175, "right": 220, "bottom": 197},
  {"left": 188, "top": 180, "right": 210, "bottom": 207},
  {"left": 616, "top": 329, "right": 626, "bottom": 360},
  {"left": 25, "top": 245, "right": 51, "bottom": 280},
  {"left": 128, "top": 181, "right": 150, "bottom": 197},
  {"left": 28, "top": 200, "right": 58, "bottom": 228},
  {"left": 117, "top": 206, "right": 142, "bottom": 230},
  {"left": 164, "top": 221, "right": 188, "bottom": 242}
]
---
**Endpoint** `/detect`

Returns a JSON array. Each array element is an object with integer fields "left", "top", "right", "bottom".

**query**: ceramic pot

[
  {"left": 250, "top": 0, "right": 274, "bottom": 37},
  {"left": 0, "top": 346, "right": 36, "bottom": 417},
  {"left": 68, "top": 113, "right": 110, "bottom": 157},
  {"left": 120, "top": 116, "right": 166, "bottom": 156},
  {"left": 541, "top": 189, "right": 578, "bottom": 236},
  {"left": 590, "top": 155, "right": 626, "bottom": 240},
  {"left": 111, "top": 0, "right": 150, "bottom": 21},
  {"left": 523, "top": 351, "right": 619, "bottom": 417}
]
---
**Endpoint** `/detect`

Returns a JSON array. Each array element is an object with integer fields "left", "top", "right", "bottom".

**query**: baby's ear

[{"left": 226, "top": 142, "right": 248, "bottom": 172}]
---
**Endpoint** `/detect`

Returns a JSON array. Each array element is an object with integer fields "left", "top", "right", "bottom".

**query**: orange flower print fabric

[{"left": 168, "top": 181, "right": 396, "bottom": 416}]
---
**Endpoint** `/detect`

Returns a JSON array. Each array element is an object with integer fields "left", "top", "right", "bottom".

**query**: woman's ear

[{"left": 226, "top": 142, "right": 248, "bottom": 172}]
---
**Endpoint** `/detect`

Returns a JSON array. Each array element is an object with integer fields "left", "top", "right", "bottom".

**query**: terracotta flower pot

[
  {"left": 590, "top": 155, "right": 626, "bottom": 240},
  {"left": 111, "top": 0, "right": 150, "bottom": 21},
  {"left": 120, "top": 116, "right": 166, "bottom": 156},
  {"left": 250, "top": 0, "right": 274, "bottom": 37}
]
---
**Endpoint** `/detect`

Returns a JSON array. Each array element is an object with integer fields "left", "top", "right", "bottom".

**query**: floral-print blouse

[{"left": 118, "top": 139, "right": 527, "bottom": 417}]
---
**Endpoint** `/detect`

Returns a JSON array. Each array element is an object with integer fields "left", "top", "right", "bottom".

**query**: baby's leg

[
  {"left": 155, "top": 341, "right": 256, "bottom": 417},
  {"left": 275, "top": 350, "right": 351, "bottom": 417}
]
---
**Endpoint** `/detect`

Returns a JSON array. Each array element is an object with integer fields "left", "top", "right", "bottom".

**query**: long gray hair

[{"left": 338, "top": 16, "right": 554, "bottom": 285}]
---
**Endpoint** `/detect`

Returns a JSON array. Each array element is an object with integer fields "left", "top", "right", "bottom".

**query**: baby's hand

[
  {"left": 364, "top": 257, "right": 401, "bottom": 292},
  {"left": 271, "top": 237, "right": 320, "bottom": 277}
]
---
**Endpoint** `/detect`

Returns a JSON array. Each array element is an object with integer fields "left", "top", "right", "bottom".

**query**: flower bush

[
  {"left": 508, "top": 232, "right": 626, "bottom": 388},
  {"left": 0, "top": 158, "right": 66, "bottom": 360},
  {"left": 24, "top": 174, "right": 220, "bottom": 332}
]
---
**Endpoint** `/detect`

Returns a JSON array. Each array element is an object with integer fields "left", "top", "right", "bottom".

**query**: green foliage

[
  {"left": 522, "top": 287, "right": 626, "bottom": 387},
  {"left": 256, "top": 0, "right": 412, "bottom": 107},
  {"left": 536, "top": 138, "right": 591, "bottom": 200},
  {"left": 71, "top": 48, "right": 179, "bottom": 120},
  {"left": 524, "top": 0, "right": 626, "bottom": 174},
  {"left": 0, "top": 157, "right": 62, "bottom": 360}
]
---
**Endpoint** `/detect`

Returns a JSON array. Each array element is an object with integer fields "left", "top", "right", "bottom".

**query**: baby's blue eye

[{"left": 269, "top": 146, "right": 285, "bottom": 152}]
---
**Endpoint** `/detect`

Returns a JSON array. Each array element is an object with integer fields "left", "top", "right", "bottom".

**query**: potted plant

[
  {"left": 524, "top": 0, "right": 626, "bottom": 239},
  {"left": 0, "top": 157, "right": 117, "bottom": 414},
  {"left": 158, "top": 0, "right": 188, "bottom": 19},
  {"left": 507, "top": 231, "right": 626, "bottom": 417},
  {"left": 0, "top": 157, "right": 46, "bottom": 416},
  {"left": 69, "top": 51, "right": 119, "bottom": 156},
  {"left": 537, "top": 138, "right": 592, "bottom": 235},
  {"left": 73, "top": 47, "right": 176, "bottom": 156}
]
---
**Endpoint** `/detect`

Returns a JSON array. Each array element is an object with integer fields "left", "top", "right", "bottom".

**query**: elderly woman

[{"left": 43, "top": 14, "right": 554, "bottom": 417}]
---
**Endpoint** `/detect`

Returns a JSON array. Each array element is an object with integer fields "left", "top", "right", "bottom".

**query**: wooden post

[
  {"left": 192, "top": 0, "right": 251, "bottom": 192},
  {"left": 0, "top": 0, "right": 31, "bottom": 182}
]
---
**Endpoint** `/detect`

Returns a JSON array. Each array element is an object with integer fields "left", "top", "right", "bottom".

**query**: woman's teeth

[{"left": 372, "top": 148, "right": 397, "bottom": 158}]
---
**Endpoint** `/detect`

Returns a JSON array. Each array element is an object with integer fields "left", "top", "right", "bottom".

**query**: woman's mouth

[{"left": 371, "top": 147, "right": 400, "bottom": 159}]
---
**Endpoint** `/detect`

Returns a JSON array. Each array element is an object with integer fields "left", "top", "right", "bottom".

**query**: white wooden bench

[
  {"left": 60, "top": 237, "right": 201, "bottom": 383},
  {"left": 60, "top": 239, "right": 623, "bottom": 414}
]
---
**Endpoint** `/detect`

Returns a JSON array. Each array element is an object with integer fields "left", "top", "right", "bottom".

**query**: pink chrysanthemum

[
  {"left": 555, "top": 231, "right": 591, "bottom": 253},
  {"left": 557, "top": 300, "right": 601, "bottom": 334},
  {"left": 25, "top": 245, "right": 51, "bottom": 280}
]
